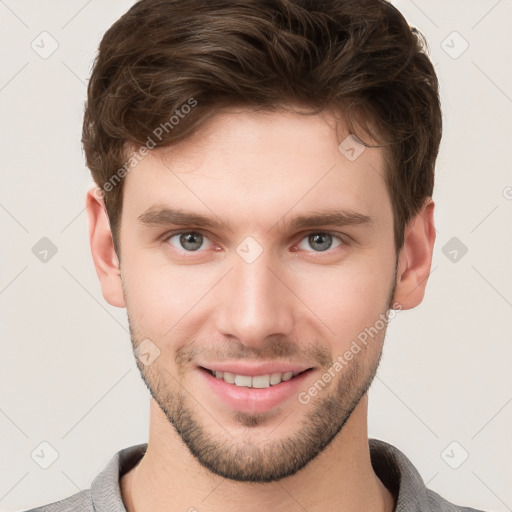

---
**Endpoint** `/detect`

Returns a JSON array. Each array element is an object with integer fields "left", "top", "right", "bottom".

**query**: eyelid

[
  {"left": 162, "top": 228, "right": 212, "bottom": 240},
  {"left": 298, "top": 230, "right": 349, "bottom": 242}
]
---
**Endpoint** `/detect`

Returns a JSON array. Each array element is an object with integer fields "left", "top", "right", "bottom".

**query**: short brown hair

[{"left": 82, "top": 0, "right": 442, "bottom": 256}]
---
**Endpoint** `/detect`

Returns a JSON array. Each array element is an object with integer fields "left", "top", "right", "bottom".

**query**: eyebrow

[{"left": 137, "top": 205, "right": 372, "bottom": 233}]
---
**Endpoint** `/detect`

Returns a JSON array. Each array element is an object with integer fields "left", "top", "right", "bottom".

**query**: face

[{"left": 116, "top": 107, "right": 398, "bottom": 482}]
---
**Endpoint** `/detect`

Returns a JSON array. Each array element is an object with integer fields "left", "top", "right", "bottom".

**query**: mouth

[
  {"left": 198, "top": 365, "right": 315, "bottom": 414},
  {"left": 199, "top": 366, "right": 314, "bottom": 389}
]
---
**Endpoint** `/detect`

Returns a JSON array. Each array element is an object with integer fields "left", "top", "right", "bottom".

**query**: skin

[{"left": 86, "top": 106, "right": 435, "bottom": 512}]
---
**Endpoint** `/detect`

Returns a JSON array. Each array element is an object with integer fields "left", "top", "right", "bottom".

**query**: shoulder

[
  {"left": 426, "top": 487, "right": 489, "bottom": 512},
  {"left": 369, "top": 439, "right": 490, "bottom": 512},
  {"left": 20, "top": 489, "right": 93, "bottom": 512},
  {"left": 20, "top": 443, "right": 147, "bottom": 512}
]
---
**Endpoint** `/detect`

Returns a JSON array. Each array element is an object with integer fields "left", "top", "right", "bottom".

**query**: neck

[{"left": 121, "top": 396, "right": 395, "bottom": 512}]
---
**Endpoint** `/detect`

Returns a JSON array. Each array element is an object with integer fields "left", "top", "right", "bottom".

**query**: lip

[
  {"left": 198, "top": 366, "right": 314, "bottom": 415},
  {"left": 198, "top": 361, "right": 313, "bottom": 377}
]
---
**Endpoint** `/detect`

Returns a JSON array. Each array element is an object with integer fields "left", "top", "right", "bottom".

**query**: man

[{"left": 25, "top": 0, "right": 485, "bottom": 510}]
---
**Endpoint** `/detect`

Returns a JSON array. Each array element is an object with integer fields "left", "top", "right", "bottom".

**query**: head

[{"left": 84, "top": 0, "right": 440, "bottom": 483}]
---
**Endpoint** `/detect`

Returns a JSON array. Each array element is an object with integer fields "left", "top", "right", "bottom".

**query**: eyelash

[{"left": 162, "top": 229, "right": 347, "bottom": 254}]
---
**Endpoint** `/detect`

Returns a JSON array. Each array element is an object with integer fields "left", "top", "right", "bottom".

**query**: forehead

[{"left": 121, "top": 107, "right": 392, "bottom": 232}]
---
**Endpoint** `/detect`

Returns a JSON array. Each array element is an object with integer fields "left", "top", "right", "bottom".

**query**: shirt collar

[
  {"left": 369, "top": 438, "right": 430, "bottom": 511},
  {"left": 90, "top": 439, "right": 430, "bottom": 511}
]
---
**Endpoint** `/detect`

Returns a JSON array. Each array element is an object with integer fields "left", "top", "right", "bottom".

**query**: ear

[
  {"left": 392, "top": 198, "right": 436, "bottom": 310},
  {"left": 85, "top": 185, "right": 125, "bottom": 308}
]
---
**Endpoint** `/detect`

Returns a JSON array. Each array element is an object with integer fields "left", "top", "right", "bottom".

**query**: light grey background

[{"left": 1, "top": 1, "right": 511, "bottom": 511}]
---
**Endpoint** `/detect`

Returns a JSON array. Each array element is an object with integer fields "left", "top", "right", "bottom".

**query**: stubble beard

[{"left": 123, "top": 260, "right": 398, "bottom": 482}]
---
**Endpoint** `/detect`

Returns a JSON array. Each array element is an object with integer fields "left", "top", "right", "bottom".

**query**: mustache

[{"left": 173, "top": 335, "right": 333, "bottom": 368}]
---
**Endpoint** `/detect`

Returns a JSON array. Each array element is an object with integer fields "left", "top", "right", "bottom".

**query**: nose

[{"left": 215, "top": 251, "right": 295, "bottom": 348}]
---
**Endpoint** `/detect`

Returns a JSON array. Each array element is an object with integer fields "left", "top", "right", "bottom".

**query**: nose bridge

[{"left": 215, "top": 248, "right": 294, "bottom": 346}]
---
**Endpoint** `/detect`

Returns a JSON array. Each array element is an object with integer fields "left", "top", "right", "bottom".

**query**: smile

[{"left": 204, "top": 368, "right": 308, "bottom": 389}]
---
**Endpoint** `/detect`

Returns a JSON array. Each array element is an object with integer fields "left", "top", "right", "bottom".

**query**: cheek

[
  {"left": 290, "top": 257, "right": 394, "bottom": 343},
  {"left": 123, "top": 261, "right": 209, "bottom": 338},
  {"left": 123, "top": 234, "right": 395, "bottom": 349}
]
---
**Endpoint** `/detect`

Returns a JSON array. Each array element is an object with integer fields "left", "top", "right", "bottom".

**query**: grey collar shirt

[{"left": 24, "top": 438, "right": 485, "bottom": 512}]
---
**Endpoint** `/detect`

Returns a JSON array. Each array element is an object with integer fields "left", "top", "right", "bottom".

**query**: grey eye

[
  {"left": 168, "top": 232, "right": 211, "bottom": 252},
  {"left": 298, "top": 233, "right": 342, "bottom": 252}
]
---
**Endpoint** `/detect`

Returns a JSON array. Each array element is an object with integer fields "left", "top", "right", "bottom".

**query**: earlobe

[
  {"left": 392, "top": 199, "right": 436, "bottom": 310},
  {"left": 85, "top": 185, "right": 126, "bottom": 308}
]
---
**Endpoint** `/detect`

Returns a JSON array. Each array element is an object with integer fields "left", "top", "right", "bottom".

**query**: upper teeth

[{"left": 212, "top": 370, "right": 300, "bottom": 388}]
